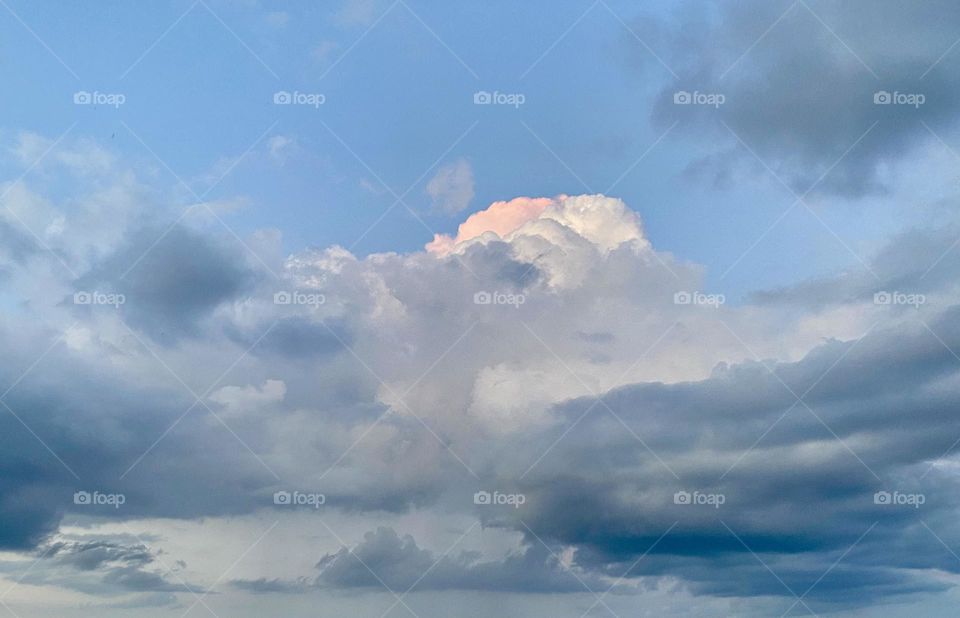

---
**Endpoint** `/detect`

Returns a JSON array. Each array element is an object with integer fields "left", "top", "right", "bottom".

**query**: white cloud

[
  {"left": 267, "top": 135, "right": 294, "bottom": 164},
  {"left": 426, "top": 158, "right": 475, "bottom": 214},
  {"left": 209, "top": 379, "right": 287, "bottom": 417}
]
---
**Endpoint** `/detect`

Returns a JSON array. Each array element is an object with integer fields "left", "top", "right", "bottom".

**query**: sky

[{"left": 3, "top": 0, "right": 960, "bottom": 616}]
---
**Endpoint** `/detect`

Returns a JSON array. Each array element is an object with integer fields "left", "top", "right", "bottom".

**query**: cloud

[
  {"left": 261, "top": 192, "right": 960, "bottom": 607},
  {"left": 0, "top": 535, "right": 205, "bottom": 602},
  {"left": 80, "top": 223, "right": 258, "bottom": 343},
  {"left": 209, "top": 379, "right": 287, "bottom": 417},
  {"left": 488, "top": 314, "right": 960, "bottom": 606},
  {"left": 6, "top": 133, "right": 960, "bottom": 612},
  {"left": 235, "top": 526, "right": 610, "bottom": 594},
  {"left": 426, "top": 195, "right": 554, "bottom": 254},
  {"left": 426, "top": 158, "right": 475, "bottom": 215},
  {"left": 642, "top": 0, "right": 960, "bottom": 197},
  {"left": 47, "top": 540, "right": 154, "bottom": 572},
  {"left": 267, "top": 135, "right": 295, "bottom": 164},
  {"left": 231, "top": 577, "right": 311, "bottom": 594}
]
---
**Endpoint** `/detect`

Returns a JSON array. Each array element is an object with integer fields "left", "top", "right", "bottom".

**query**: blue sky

[
  {"left": 5, "top": 1, "right": 960, "bottom": 616},
  {"left": 0, "top": 0, "right": 923, "bottom": 298}
]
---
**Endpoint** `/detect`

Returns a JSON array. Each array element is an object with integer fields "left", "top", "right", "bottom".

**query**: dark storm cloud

[
  {"left": 0, "top": 326, "right": 281, "bottom": 549},
  {"left": 484, "top": 307, "right": 960, "bottom": 606},
  {"left": 643, "top": 0, "right": 960, "bottom": 197},
  {"left": 0, "top": 484, "right": 63, "bottom": 550},
  {"left": 77, "top": 224, "right": 257, "bottom": 343}
]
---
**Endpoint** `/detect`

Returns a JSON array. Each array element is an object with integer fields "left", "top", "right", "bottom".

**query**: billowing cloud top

[{"left": 427, "top": 194, "right": 650, "bottom": 256}]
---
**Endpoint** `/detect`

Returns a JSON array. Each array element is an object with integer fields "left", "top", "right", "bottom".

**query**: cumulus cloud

[
  {"left": 423, "top": 194, "right": 653, "bottom": 290},
  {"left": 426, "top": 195, "right": 554, "bottom": 254},
  {"left": 6, "top": 132, "right": 960, "bottom": 613}
]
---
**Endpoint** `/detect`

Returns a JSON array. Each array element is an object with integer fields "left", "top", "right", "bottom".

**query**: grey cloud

[
  {"left": 235, "top": 316, "right": 348, "bottom": 359},
  {"left": 78, "top": 224, "right": 257, "bottom": 343},
  {"left": 100, "top": 566, "right": 196, "bottom": 593},
  {"left": 0, "top": 325, "right": 284, "bottom": 549},
  {"left": 481, "top": 309, "right": 960, "bottom": 607},
  {"left": 235, "top": 526, "right": 609, "bottom": 594},
  {"left": 47, "top": 540, "right": 153, "bottom": 571},
  {"left": 6, "top": 537, "right": 205, "bottom": 599},
  {"left": 0, "top": 218, "right": 40, "bottom": 266},
  {"left": 643, "top": 0, "right": 960, "bottom": 197},
  {"left": 231, "top": 577, "right": 312, "bottom": 594},
  {"left": 5, "top": 161, "right": 960, "bottom": 615}
]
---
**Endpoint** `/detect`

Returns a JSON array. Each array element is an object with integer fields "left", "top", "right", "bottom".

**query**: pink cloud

[{"left": 426, "top": 196, "right": 560, "bottom": 255}]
